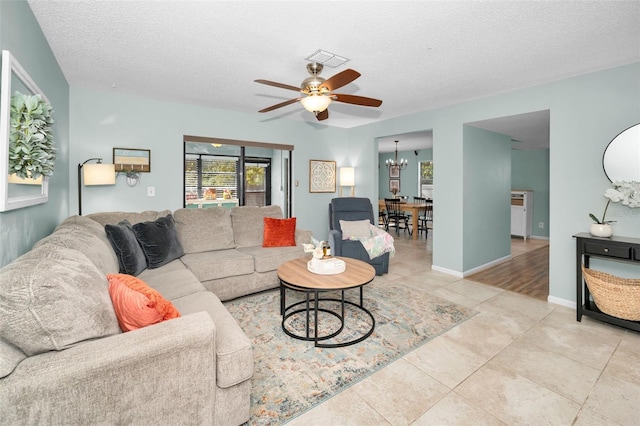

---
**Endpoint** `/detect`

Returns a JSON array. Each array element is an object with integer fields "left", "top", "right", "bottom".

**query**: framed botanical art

[
  {"left": 309, "top": 160, "right": 336, "bottom": 193},
  {"left": 389, "top": 166, "right": 400, "bottom": 178},
  {"left": 0, "top": 50, "right": 54, "bottom": 211},
  {"left": 389, "top": 179, "right": 400, "bottom": 194}
]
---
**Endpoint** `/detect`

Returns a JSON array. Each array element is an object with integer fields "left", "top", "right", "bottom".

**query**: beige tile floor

[{"left": 286, "top": 232, "right": 640, "bottom": 426}]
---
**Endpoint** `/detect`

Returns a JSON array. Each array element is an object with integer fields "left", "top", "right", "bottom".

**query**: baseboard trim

[
  {"left": 431, "top": 265, "right": 463, "bottom": 278},
  {"left": 547, "top": 295, "right": 575, "bottom": 309},
  {"left": 462, "top": 255, "right": 512, "bottom": 277}
]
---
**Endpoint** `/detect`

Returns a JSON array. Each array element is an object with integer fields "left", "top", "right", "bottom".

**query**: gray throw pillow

[
  {"left": 133, "top": 214, "right": 185, "bottom": 269},
  {"left": 105, "top": 220, "right": 147, "bottom": 276},
  {"left": 0, "top": 245, "right": 120, "bottom": 356}
]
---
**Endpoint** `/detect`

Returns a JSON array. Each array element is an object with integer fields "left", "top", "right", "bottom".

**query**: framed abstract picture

[
  {"left": 309, "top": 160, "right": 336, "bottom": 193},
  {"left": 113, "top": 148, "right": 151, "bottom": 173}
]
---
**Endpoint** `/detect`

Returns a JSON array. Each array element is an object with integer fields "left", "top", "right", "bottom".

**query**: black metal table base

[{"left": 280, "top": 284, "right": 375, "bottom": 348}]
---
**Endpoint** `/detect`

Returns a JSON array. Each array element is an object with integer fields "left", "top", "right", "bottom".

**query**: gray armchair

[{"left": 328, "top": 197, "right": 390, "bottom": 275}]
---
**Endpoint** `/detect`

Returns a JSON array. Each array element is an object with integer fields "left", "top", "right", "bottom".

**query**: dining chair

[
  {"left": 384, "top": 198, "right": 411, "bottom": 235},
  {"left": 414, "top": 196, "right": 433, "bottom": 238}
]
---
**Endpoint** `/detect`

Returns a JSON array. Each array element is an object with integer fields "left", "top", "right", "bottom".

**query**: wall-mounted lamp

[
  {"left": 339, "top": 167, "right": 355, "bottom": 197},
  {"left": 78, "top": 158, "right": 115, "bottom": 215},
  {"left": 117, "top": 170, "right": 140, "bottom": 187}
]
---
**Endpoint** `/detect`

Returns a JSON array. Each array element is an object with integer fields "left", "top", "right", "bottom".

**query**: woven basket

[{"left": 582, "top": 266, "right": 640, "bottom": 321}]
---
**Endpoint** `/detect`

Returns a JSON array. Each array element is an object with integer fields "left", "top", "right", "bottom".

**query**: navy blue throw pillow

[
  {"left": 105, "top": 220, "right": 147, "bottom": 276},
  {"left": 132, "top": 214, "right": 185, "bottom": 269}
]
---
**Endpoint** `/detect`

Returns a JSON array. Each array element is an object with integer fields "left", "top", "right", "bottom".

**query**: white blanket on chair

[{"left": 349, "top": 225, "right": 396, "bottom": 260}]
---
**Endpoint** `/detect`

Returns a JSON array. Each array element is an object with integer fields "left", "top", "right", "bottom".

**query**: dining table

[{"left": 378, "top": 199, "right": 431, "bottom": 240}]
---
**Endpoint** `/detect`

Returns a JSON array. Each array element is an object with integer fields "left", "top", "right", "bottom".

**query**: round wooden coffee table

[{"left": 277, "top": 256, "right": 376, "bottom": 348}]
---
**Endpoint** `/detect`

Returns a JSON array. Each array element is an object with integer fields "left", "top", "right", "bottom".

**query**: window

[
  {"left": 185, "top": 154, "right": 238, "bottom": 201},
  {"left": 419, "top": 161, "right": 433, "bottom": 198},
  {"left": 183, "top": 136, "right": 293, "bottom": 214}
]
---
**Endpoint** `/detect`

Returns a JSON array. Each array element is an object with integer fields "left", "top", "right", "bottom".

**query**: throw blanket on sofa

[{"left": 350, "top": 225, "right": 396, "bottom": 260}]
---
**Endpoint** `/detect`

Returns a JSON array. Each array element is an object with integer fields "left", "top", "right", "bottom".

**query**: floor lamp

[{"left": 78, "top": 158, "right": 115, "bottom": 215}]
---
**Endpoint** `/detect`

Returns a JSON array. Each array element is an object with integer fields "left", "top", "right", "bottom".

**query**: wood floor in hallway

[{"left": 468, "top": 244, "right": 549, "bottom": 301}]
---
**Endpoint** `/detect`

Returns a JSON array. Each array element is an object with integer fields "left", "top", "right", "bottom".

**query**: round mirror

[{"left": 603, "top": 123, "right": 640, "bottom": 182}]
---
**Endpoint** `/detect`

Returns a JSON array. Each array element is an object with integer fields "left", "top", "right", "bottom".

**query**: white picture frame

[{"left": 0, "top": 50, "right": 51, "bottom": 212}]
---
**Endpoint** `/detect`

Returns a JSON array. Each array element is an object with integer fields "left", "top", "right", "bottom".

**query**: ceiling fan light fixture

[{"left": 300, "top": 94, "right": 332, "bottom": 113}]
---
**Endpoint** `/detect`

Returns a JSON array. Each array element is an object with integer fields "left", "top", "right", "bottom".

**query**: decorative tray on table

[{"left": 307, "top": 257, "right": 346, "bottom": 275}]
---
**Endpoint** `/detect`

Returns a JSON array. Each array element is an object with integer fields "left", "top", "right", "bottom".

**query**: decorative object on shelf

[
  {"left": 307, "top": 257, "right": 346, "bottom": 275},
  {"left": 589, "top": 223, "right": 613, "bottom": 238},
  {"left": 385, "top": 140, "right": 407, "bottom": 176},
  {"left": 339, "top": 166, "right": 355, "bottom": 197},
  {"left": 302, "top": 237, "right": 326, "bottom": 259},
  {"left": 78, "top": 158, "right": 116, "bottom": 215},
  {"left": 1, "top": 50, "right": 54, "bottom": 211},
  {"left": 303, "top": 237, "right": 342, "bottom": 274},
  {"left": 309, "top": 159, "right": 336, "bottom": 193},
  {"left": 113, "top": 148, "right": 150, "bottom": 187},
  {"left": 581, "top": 265, "right": 640, "bottom": 321},
  {"left": 204, "top": 188, "right": 216, "bottom": 200},
  {"left": 589, "top": 180, "right": 640, "bottom": 237}
]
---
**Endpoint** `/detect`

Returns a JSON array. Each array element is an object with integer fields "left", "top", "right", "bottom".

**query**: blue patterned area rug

[{"left": 225, "top": 278, "right": 476, "bottom": 425}]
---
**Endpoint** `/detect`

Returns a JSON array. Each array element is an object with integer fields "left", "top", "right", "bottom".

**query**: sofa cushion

[
  {"left": 107, "top": 274, "right": 181, "bottom": 332},
  {"left": 0, "top": 338, "right": 26, "bottom": 379},
  {"left": 132, "top": 214, "right": 185, "bottom": 269},
  {"left": 173, "top": 207, "right": 235, "bottom": 253},
  {"left": 0, "top": 245, "right": 120, "bottom": 356},
  {"left": 86, "top": 210, "right": 172, "bottom": 227},
  {"left": 34, "top": 216, "right": 119, "bottom": 275},
  {"left": 232, "top": 205, "right": 282, "bottom": 248},
  {"left": 171, "top": 291, "right": 253, "bottom": 389},
  {"left": 237, "top": 245, "right": 305, "bottom": 273},
  {"left": 263, "top": 217, "right": 296, "bottom": 247},
  {"left": 138, "top": 260, "right": 205, "bottom": 300},
  {"left": 180, "top": 250, "right": 254, "bottom": 282},
  {"left": 105, "top": 220, "right": 147, "bottom": 276}
]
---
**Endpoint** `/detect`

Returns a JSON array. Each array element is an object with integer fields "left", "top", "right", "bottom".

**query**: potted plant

[{"left": 589, "top": 181, "right": 640, "bottom": 237}]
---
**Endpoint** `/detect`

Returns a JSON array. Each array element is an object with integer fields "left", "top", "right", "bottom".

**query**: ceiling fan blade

[
  {"left": 258, "top": 98, "right": 301, "bottom": 113},
  {"left": 320, "top": 69, "right": 361, "bottom": 92},
  {"left": 316, "top": 109, "right": 329, "bottom": 121},
  {"left": 332, "top": 94, "right": 382, "bottom": 107},
  {"left": 254, "top": 79, "right": 301, "bottom": 92}
]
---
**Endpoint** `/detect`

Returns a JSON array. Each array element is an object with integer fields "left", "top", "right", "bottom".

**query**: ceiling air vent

[{"left": 305, "top": 49, "right": 349, "bottom": 68}]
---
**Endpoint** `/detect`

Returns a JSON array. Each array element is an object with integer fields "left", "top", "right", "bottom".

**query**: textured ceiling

[{"left": 27, "top": 0, "right": 640, "bottom": 138}]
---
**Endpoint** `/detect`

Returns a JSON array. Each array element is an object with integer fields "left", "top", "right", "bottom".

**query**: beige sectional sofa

[{"left": 0, "top": 205, "right": 311, "bottom": 425}]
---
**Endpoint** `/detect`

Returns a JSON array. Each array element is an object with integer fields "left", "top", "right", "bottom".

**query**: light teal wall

[
  {"left": 378, "top": 149, "right": 432, "bottom": 199},
  {"left": 512, "top": 149, "right": 550, "bottom": 238},
  {"left": 0, "top": 1, "right": 69, "bottom": 268},
  {"left": 69, "top": 87, "right": 371, "bottom": 242},
  {"left": 348, "top": 62, "right": 640, "bottom": 303},
  {"left": 463, "top": 126, "right": 512, "bottom": 271}
]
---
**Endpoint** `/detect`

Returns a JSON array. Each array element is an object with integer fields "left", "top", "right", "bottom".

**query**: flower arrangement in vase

[{"left": 589, "top": 181, "right": 640, "bottom": 237}]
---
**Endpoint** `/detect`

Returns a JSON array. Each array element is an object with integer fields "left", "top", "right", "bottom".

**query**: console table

[{"left": 574, "top": 233, "right": 640, "bottom": 332}]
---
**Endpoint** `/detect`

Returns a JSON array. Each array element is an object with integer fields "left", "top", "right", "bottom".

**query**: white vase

[{"left": 589, "top": 223, "right": 613, "bottom": 238}]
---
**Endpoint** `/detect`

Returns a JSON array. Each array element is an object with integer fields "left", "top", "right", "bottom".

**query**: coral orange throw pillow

[
  {"left": 107, "top": 273, "right": 180, "bottom": 332},
  {"left": 263, "top": 217, "right": 296, "bottom": 247}
]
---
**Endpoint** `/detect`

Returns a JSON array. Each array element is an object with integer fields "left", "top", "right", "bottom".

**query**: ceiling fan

[{"left": 255, "top": 63, "right": 382, "bottom": 121}]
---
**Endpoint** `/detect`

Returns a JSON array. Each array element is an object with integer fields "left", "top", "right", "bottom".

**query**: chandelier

[{"left": 385, "top": 140, "right": 408, "bottom": 172}]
